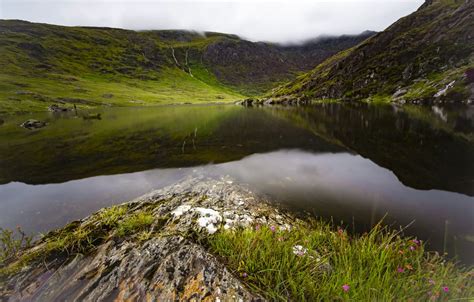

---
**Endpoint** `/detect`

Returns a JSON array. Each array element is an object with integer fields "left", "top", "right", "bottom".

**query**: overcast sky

[{"left": 0, "top": 0, "right": 424, "bottom": 43}]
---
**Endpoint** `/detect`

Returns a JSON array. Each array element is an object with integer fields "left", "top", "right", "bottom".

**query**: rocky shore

[{"left": 0, "top": 176, "right": 300, "bottom": 301}]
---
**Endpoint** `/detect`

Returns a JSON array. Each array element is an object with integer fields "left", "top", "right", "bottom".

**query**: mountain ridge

[
  {"left": 0, "top": 19, "right": 374, "bottom": 113},
  {"left": 270, "top": 0, "right": 474, "bottom": 104}
]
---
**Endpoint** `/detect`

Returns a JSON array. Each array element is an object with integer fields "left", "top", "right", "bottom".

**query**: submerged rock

[
  {"left": 20, "top": 119, "right": 46, "bottom": 130},
  {"left": 0, "top": 176, "right": 302, "bottom": 301}
]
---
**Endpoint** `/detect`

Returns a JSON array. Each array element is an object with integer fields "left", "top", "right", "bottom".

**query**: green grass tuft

[
  {"left": 116, "top": 211, "right": 154, "bottom": 237},
  {"left": 208, "top": 223, "right": 473, "bottom": 301},
  {"left": 0, "top": 206, "right": 156, "bottom": 278}
]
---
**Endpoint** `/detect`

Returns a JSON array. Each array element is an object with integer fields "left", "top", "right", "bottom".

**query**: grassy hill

[
  {"left": 271, "top": 0, "right": 474, "bottom": 104},
  {"left": 0, "top": 20, "right": 373, "bottom": 113}
]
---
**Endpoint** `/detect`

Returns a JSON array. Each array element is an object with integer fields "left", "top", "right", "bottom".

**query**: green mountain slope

[
  {"left": 271, "top": 0, "right": 474, "bottom": 104},
  {"left": 0, "top": 20, "right": 373, "bottom": 113}
]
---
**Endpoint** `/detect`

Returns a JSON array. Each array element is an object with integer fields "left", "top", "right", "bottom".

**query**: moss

[{"left": 116, "top": 212, "right": 154, "bottom": 237}]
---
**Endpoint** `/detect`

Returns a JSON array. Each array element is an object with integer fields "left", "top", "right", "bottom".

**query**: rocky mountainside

[
  {"left": 0, "top": 20, "right": 373, "bottom": 112},
  {"left": 271, "top": 0, "right": 474, "bottom": 103}
]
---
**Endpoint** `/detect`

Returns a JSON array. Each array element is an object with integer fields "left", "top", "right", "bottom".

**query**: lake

[{"left": 0, "top": 102, "right": 473, "bottom": 263}]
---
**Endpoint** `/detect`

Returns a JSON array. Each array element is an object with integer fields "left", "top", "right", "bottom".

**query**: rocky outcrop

[{"left": 0, "top": 176, "right": 301, "bottom": 301}]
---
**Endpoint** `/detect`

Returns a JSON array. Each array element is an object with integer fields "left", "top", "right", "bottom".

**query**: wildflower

[
  {"left": 342, "top": 284, "right": 350, "bottom": 292},
  {"left": 241, "top": 272, "right": 248, "bottom": 278},
  {"left": 397, "top": 267, "right": 405, "bottom": 273},
  {"left": 270, "top": 225, "right": 276, "bottom": 232},
  {"left": 442, "top": 286, "right": 449, "bottom": 293},
  {"left": 410, "top": 245, "right": 416, "bottom": 251},
  {"left": 292, "top": 245, "right": 307, "bottom": 256},
  {"left": 412, "top": 239, "right": 420, "bottom": 245},
  {"left": 255, "top": 225, "right": 260, "bottom": 231}
]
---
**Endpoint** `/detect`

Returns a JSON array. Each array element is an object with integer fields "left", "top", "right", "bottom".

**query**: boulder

[{"left": 20, "top": 119, "right": 46, "bottom": 130}]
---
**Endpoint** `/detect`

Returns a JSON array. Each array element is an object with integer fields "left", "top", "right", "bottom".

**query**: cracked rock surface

[{"left": 1, "top": 176, "right": 300, "bottom": 301}]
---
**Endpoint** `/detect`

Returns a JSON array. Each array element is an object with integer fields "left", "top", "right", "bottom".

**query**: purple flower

[
  {"left": 412, "top": 239, "right": 420, "bottom": 245},
  {"left": 342, "top": 284, "right": 350, "bottom": 292},
  {"left": 410, "top": 246, "right": 416, "bottom": 251},
  {"left": 442, "top": 286, "right": 449, "bottom": 292},
  {"left": 270, "top": 225, "right": 276, "bottom": 232},
  {"left": 397, "top": 267, "right": 405, "bottom": 273},
  {"left": 255, "top": 225, "right": 260, "bottom": 231},
  {"left": 241, "top": 272, "right": 248, "bottom": 278}
]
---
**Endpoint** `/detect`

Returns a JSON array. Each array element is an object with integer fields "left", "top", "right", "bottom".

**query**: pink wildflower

[
  {"left": 442, "top": 286, "right": 449, "bottom": 293},
  {"left": 412, "top": 239, "right": 420, "bottom": 245},
  {"left": 410, "top": 246, "right": 416, "bottom": 251},
  {"left": 397, "top": 267, "right": 405, "bottom": 273},
  {"left": 270, "top": 225, "right": 276, "bottom": 232},
  {"left": 342, "top": 284, "right": 350, "bottom": 292},
  {"left": 255, "top": 225, "right": 260, "bottom": 231},
  {"left": 241, "top": 272, "right": 248, "bottom": 278}
]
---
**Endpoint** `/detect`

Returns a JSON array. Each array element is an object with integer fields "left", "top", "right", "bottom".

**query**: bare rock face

[
  {"left": 1, "top": 176, "right": 299, "bottom": 301},
  {"left": 6, "top": 237, "right": 257, "bottom": 301}
]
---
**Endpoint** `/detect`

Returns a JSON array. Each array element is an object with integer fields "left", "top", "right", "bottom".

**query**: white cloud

[{"left": 0, "top": 0, "right": 424, "bottom": 43}]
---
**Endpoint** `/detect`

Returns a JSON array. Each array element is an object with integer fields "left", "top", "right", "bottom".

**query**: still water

[{"left": 0, "top": 103, "right": 473, "bottom": 263}]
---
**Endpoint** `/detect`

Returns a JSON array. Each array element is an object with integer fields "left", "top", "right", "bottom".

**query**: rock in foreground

[{"left": 0, "top": 177, "right": 297, "bottom": 301}]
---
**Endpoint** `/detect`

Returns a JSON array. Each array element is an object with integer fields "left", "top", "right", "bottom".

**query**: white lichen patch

[
  {"left": 171, "top": 205, "right": 192, "bottom": 217},
  {"left": 195, "top": 207, "right": 222, "bottom": 234}
]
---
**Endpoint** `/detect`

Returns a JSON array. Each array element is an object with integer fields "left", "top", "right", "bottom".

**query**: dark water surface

[{"left": 0, "top": 103, "right": 473, "bottom": 263}]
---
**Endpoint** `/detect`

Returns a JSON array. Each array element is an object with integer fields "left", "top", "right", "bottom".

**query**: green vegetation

[
  {"left": 0, "top": 227, "right": 32, "bottom": 263},
  {"left": 0, "top": 20, "right": 375, "bottom": 113},
  {"left": 0, "top": 204, "right": 161, "bottom": 277},
  {"left": 116, "top": 211, "right": 154, "bottom": 236},
  {"left": 208, "top": 223, "right": 473, "bottom": 301},
  {"left": 0, "top": 20, "right": 246, "bottom": 113}
]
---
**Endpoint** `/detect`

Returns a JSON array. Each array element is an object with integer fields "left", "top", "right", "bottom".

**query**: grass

[
  {"left": 207, "top": 222, "right": 473, "bottom": 301},
  {"left": 0, "top": 20, "right": 250, "bottom": 113},
  {"left": 0, "top": 67, "right": 244, "bottom": 114},
  {"left": 0, "top": 205, "right": 158, "bottom": 277},
  {"left": 116, "top": 211, "right": 154, "bottom": 236},
  {"left": 0, "top": 227, "right": 33, "bottom": 263}
]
